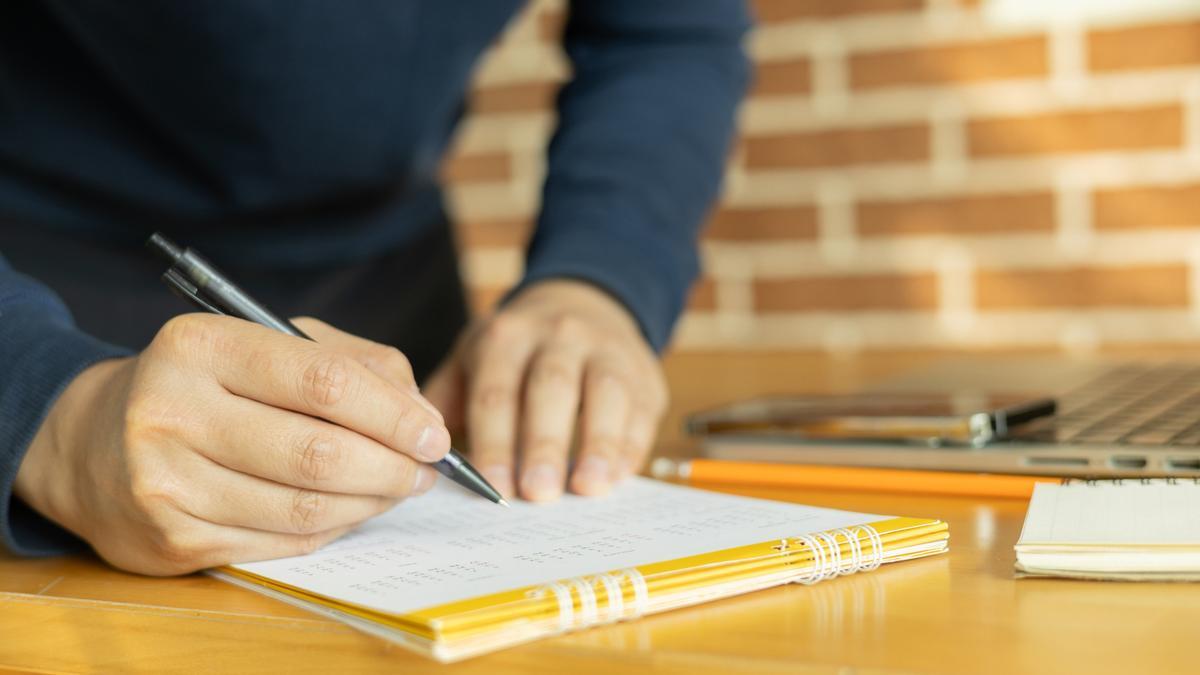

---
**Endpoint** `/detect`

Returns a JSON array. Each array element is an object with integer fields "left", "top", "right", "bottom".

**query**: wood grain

[{"left": 4, "top": 351, "right": 1199, "bottom": 674}]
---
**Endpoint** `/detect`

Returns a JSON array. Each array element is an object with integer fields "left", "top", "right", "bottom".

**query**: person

[{"left": 0, "top": 1, "right": 750, "bottom": 575}]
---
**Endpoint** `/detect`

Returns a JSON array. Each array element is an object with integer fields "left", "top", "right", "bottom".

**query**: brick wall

[{"left": 442, "top": 0, "right": 1200, "bottom": 354}]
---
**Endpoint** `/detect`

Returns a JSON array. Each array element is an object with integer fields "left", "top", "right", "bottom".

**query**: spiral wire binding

[
  {"left": 527, "top": 526, "right": 884, "bottom": 633},
  {"left": 792, "top": 524, "right": 883, "bottom": 585},
  {"left": 529, "top": 568, "right": 650, "bottom": 634}
]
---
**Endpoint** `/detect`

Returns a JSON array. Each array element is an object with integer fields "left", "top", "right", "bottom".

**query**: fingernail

[
  {"left": 412, "top": 466, "right": 437, "bottom": 495},
  {"left": 521, "top": 463, "right": 562, "bottom": 502},
  {"left": 481, "top": 464, "right": 514, "bottom": 499},
  {"left": 572, "top": 456, "right": 612, "bottom": 495},
  {"left": 415, "top": 425, "right": 451, "bottom": 461}
]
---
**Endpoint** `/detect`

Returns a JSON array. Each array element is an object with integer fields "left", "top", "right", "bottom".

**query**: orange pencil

[{"left": 650, "top": 457, "right": 1065, "bottom": 499}]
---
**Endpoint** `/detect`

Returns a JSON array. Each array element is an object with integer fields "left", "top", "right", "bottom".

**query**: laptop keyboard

[{"left": 1021, "top": 364, "right": 1200, "bottom": 446}]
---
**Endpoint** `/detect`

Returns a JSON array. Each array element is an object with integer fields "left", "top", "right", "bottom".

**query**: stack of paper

[{"left": 217, "top": 477, "right": 949, "bottom": 661}]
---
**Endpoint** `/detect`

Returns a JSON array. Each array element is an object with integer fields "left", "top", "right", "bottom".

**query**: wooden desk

[{"left": 3, "top": 352, "right": 1198, "bottom": 674}]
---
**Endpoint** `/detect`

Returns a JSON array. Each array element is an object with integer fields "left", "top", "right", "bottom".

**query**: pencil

[{"left": 650, "top": 457, "right": 1065, "bottom": 499}]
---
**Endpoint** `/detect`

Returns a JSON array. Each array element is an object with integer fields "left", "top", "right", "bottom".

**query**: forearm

[
  {"left": 517, "top": 0, "right": 752, "bottom": 351},
  {"left": 0, "top": 256, "right": 131, "bottom": 555}
]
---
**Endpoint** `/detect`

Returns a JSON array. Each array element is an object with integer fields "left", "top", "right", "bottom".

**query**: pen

[
  {"left": 650, "top": 457, "right": 1065, "bottom": 499},
  {"left": 146, "top": 232, "right": 509, "bottom": 508}
]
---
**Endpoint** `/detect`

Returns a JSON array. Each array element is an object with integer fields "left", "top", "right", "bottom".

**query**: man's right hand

[{"left": 13, "top": 314, "right": 449, "bottom": 576}]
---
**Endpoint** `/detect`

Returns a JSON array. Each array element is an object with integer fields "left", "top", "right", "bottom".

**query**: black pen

[{"left": 146, "top": 232, "right": 509, "bottom": 508}]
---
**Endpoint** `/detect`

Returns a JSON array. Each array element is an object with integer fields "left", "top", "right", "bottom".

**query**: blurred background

[{"left": 442, "top": 0, "right": 1200, "bottom": 356}]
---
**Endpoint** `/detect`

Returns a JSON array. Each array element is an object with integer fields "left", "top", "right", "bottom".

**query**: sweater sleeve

[
  {"left": 0, "top": 253, "right": 131, "bottom": 556},
  {"left": 511, "top": 0, "right": 752, "bottom": 351}
]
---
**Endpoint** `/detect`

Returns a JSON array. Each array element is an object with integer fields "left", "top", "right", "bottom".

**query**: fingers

[
  {"left": 214, "top": 524, "right": 356, "bottom": 566},
  {"left": 569, "top": 357, "right": 631, "bottom": 497},
  {"left": 518, "top": 340, "right": 589, "bottom": 501},
  {"left": 138, "top": 514, "right": 357, "bottom": 574},
  {"left": 175, "top": 454, "right": 412, "bottom": 536},
  {"left": 465, "top": 319, "right": 537, "bottom": 499},
  {"left": 194, "top": 318, "right": 451, "bottom": 464},
  {"left": 197, "top": 394, "right": 436, "bottom": 498},
  {"left": 621, "top": 408, "right": 660, "bottom": 479},
  {"left": 289, "top": 316, "right": 421, "bottom": 395}
]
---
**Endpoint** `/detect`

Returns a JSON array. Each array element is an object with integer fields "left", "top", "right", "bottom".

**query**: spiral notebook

[
  {"left": 214, "top": 478, "right": 949, "bottom": 662},
  {"left": 1016, "top": 478, "right": 1200, "bottom": 581}
]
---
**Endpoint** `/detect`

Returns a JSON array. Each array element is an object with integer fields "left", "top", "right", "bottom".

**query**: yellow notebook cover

[{"left": 216, "top": 477, "right": 948, "bottom": 661}]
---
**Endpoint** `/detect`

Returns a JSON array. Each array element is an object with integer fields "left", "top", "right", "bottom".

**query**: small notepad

[
  {"left": 214, "top": 477, "right": 948, "bottom": 661},
  {"left": 1016, "top": 479, "right": 1200, "bottom": 580}
]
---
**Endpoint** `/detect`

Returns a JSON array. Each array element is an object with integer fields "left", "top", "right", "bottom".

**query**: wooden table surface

[{"left": 3, "top": 351, "right": 1198, "bottom": 674}]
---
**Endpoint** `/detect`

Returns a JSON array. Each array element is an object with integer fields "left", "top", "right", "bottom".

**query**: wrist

[
  {"left": 14, "top": 357, "right": 131, "bottom": 541},
  {"left": 509, "top": 278, "right": 643, "bottom": 339}
]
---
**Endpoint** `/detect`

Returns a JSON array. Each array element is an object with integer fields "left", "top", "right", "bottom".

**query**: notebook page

[
  {"left": 1018, "top": 481, "right": 1200, "bottom": 546},
  {"left": 232, "top": 477, "right": 883, "bottom": 615}
]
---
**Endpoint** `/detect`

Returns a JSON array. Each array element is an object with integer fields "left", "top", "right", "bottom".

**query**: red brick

[
  {"left": 850, "top": 36, "right": 1048, "bottom": 90},
  {"left": 704, "top": 206, "right": 820, "bottom": 241},
  {"left": 454, "top": 218, "right": 533, "bottom": 249},
  {"left": 470, "top": 286, "right": 510, "bottom": 315},
  {"left": 1089, "top": 21, "right": 1200, "bottom": 72},
  {"left": 441, "top": 152, "right": 511, "bottom": 184},
  {"left": 745, "top": 124, "right": 930, "bottom": 169},
  {"left": 967, "top": 105, "right": 1183, "bottom": 157},
  {"left": 471, "top": 81, "right": 559, "bottom": 114},
  {"left": 688, "top": 279, "right": 718, "bottom": 311},
  {"left": 754, "top": 274, "right": 939, "bottom": 312},
  {"left": 976, "top": 266, "right": 1188, "bottom": 309},
  {"left": 857, "top": 192, "right": 1055, "bottom": 236},
  {"left": 754, "top": 59, "right": 813, "bottom": 96},
  {"left": 1094, "top": 184, "right": 1200, "bottom": 230}
]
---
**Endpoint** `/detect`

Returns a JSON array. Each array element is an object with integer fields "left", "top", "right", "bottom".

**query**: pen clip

[{"left": 162, "top": 267, "right": 227, "bottom": 316}]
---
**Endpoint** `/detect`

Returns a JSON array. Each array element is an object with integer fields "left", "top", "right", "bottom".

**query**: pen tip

[{"left": 498, "top": 498, "right": 511, "bottom": 508}]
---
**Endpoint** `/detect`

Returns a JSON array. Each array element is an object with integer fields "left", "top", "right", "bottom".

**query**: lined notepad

[
  {"left": 216, "top": 478, "right": 948, "bottom": 661},
  {"left": 1016, "top": 479, "right": 1200, "bottom": 580}
]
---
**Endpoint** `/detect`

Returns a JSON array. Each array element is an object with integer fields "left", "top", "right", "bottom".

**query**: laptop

[{"left": 687, "top": 357, "right": 1200, "bottom": 477}]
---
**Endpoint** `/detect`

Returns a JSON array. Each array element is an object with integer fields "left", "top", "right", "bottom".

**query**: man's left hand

[{"left": 423, "top": 280, "right": 667, "bottom": 502}]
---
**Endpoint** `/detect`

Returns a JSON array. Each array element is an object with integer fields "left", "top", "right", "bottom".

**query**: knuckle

[
  {"left": 122, "top": 398, "right": 161, "bottom": 448},
  {"left": 151, "top": 530, "right": 206, "bottom": 570},
  {"left": 482, "top": 314, "right": 526, "bottom": 343},
  {"left": 550, "top": 315, "right": 586, "bottom": 343},
  {"left": 372, "top": 344, "right": 415, "bottom": 380},
  {"left": 156, "top": 314, "right": 221, "bottom": 356},
  {"left": 531, "top": 360, "right": 575, "bottom": 391},
  {"left": 126, "top": 461, "right": 178, "bottom": 511},
  {"left": 471, "top": 383, "right": 515, "bottom": 411},
  {"left": 584, "top": 434, "right": 624, "bottom": 457},
  {"left": 525, "top": 435, "right": 568, "bottom": 460},
  {"left": 590, "top": 367, "right": 627, "bottom": 393},
  {"left": 299, "top": 354, "right": 355, "bottom": 409},
  {"left": 297, "top": 532, "right": 326, "bottom": 556},
  {"left": 289, "top": 489, "right": 327, "bottom": 534},
  {"left": 294, "top": 432, "right": 343, "bottom": 485}
]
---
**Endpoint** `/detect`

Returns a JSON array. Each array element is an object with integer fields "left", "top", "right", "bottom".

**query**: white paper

[
  {"left": 1018, "top": 480, "right": 1200, "bottom": 546},
  {"left": 232, "top": 477, "right": 884, "bottom": 614}
]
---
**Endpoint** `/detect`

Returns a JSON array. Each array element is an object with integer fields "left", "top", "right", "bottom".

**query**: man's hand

[
  {"left": 423, "top": 280, "right": 668, "bottom": 502},
  {"left": 14, "top": 315, "right": 449, "bottom": 576}
]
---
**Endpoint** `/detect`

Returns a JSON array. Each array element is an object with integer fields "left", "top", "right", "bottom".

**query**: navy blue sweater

[{"left": 0, "top": 1, "right": 750, "bottom": 555}]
